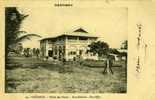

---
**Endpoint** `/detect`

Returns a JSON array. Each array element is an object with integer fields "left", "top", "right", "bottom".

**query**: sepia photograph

[{"left": 5, "top": 7, "right": 127, "bottom": 93}]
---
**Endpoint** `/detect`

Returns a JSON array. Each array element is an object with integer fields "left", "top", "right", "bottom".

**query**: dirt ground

[{"left": 5, "top": 56, "right": 127, "bottom": 93}]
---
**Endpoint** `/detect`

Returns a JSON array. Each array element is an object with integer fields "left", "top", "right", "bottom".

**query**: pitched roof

[
  {"left": 63, "top": 27, "right": 97, "bottom": 37},
  {"left": 40, "top": 28, "right": 98, "bottom": 41},
  {"left": 73, "top": 28, "right": 88, "bottom": 33}
]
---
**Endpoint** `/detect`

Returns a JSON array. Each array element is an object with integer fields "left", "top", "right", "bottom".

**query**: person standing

[{"left": 103, "top": 55, "right": 113, "bottom": 74}]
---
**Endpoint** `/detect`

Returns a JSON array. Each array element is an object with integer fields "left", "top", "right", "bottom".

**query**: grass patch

[{"left": 5, "top": 57, "right": 127, "bottom": 93}]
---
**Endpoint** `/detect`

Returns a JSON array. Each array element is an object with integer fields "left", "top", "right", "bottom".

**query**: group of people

[{"left": 23, "top": 48, "right": 40, "bottom": 58}]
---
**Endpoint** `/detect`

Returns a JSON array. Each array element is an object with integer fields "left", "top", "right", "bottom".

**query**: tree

[
  {"left": 121, "top": 40, "right": 128, "bottom": 50},
  {"left": 120, "top": 40, "right": 128, "bottom": 70},
  {"left": 88, "top": 41, "right": 117, "bottom": 74},
  {"left": 120, "top": 40, "right": 128, "bottom": 59},
  {"left": 5, "top": 7, "right": 41, "bottom": 56},
  {"left": 120, "top": 40, "right": 128, "bottom": 57},
  {"left": 23, "top": 48, "right": 31, "bottom": 57},
  {"left": 32, "top": 48, "right": 36, "bottom": 56},
  {"left": 109, "top": 48, "right": 120, "bottom": 54},
  {"left": 88, "top": 41, "right": 109, "bottom": 58},
  {"left": 15, "top": 43, "right": 23, "bottom": 55},
  {"left": 36, "top": 48, "right": 40, "bottom": 58}
]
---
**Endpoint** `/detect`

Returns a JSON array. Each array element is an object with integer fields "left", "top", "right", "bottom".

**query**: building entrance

[{"left": 48, "top": 50, "right": 53, "bottom": 57}]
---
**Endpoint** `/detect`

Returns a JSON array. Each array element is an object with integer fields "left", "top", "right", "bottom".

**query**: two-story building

[{"left": 40, "top": 28, "right": 98, "bottom": 61}]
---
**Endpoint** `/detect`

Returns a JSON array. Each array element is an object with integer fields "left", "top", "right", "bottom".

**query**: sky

[{"left": 18, "top": 7, "right": 127, "bottom": 48}]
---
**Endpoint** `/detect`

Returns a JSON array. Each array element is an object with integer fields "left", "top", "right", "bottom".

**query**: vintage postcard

[{"left": 0, "top": 0, "right": 155, "bottom": 100}]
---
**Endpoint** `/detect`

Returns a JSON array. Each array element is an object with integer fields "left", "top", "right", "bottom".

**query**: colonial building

[{"left": 40, "top": 28, "right": 98, "bottom": 61}]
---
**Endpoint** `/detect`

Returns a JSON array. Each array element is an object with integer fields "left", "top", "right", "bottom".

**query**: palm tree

[
  {"left": 5, "top": 7, "right": 41, "bottom": 56},
  {"left": 121, "top": 40, "right": 128, "bottom": 50}
]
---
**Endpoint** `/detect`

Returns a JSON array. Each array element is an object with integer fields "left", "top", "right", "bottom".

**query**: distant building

[
  {"left": 40, "top": 28, "right": 98, "bottom": 61},
  {"left": 117, "top": 49, "right": 127, "bottom": 60},
  {"left": 108, "top": 49, "right": 127, "bottom": 61}
]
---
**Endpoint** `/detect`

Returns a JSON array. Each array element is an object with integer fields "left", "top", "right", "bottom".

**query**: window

[
  {"left": 68, "top": 51, "right": 76, "bottom": 55},
  {"left": 54, "top": 46, "right": 57, "bottom": 55},
  {"left": 59, "top": 46, "right": 62, "bottom": 53},
  {"left": 72, "top": 51, "right": 76, "bottom": 55},
  {"left": 48, "top": 50, "right": 53, "bottom": 57},
  {"left": 85, "top": 50, "right": 89, "bottom": 54},
  {"left": 79, "top": 50, "right": 83, "bottom": 55}
]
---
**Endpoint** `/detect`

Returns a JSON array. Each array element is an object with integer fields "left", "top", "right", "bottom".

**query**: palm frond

[
  {"left": 15, "top": 34, "right": 42, "bottom": 43},
  {"left": 16, "top": 30, "right": 27, "bottom": 34},
  {"left": 16, "top": 30, "right": 27, "bottom": 36}
]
